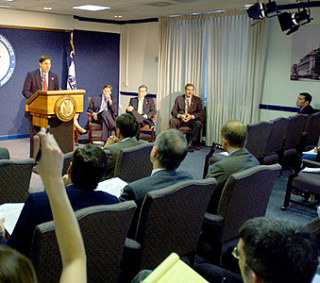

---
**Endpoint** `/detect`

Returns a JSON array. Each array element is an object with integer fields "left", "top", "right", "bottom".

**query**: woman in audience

[{"left": 0, "top": 129, "right": 87, "bottom": 283}]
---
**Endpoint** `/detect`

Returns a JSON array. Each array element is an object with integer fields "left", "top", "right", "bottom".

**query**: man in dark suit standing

[
  {"left": 126, "top": 85, "right": 156, "bottom": 127},
  {"left": 22, "top": 55, "right": 60, "bottom": 156},
  {"left": 22, "top": 55, "right": 60, "bottom": 99},
  {"left": 169, "top": 83, "right": 203, "bottom": 152},
  {"left": 8, "top": 144, "right": 119, "bottom": 257},
  {"left": 87, "top": 84, "right": 117, "bottom": 142},
  {"left": 205, "top": 120, "right": 259, "bottom": 213},
  {"left": 296, "top": 92, "right": 314, "bottom": 115}
]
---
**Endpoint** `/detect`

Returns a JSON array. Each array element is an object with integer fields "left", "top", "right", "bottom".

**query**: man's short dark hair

[
  {"left": 221, "top": 120, "right": 247, "bottom": 148},
  {"left": 116, "top": 113, "right": 139, "bottom": 138},
  {"left": 103, "top": 84, "right": 113, "bottom": 92},
  {"left": 155, "top": 129, "right": 188, "bottom": 170},
  {"left": 239, "top": 217, "right": 318, "bottom": 283},
  {"left": 71, "top": 145, "right": 108, "bottom": 191},
  {"left": 138, "top": 85, "right": 148, "bottom": 92},
  {"left": 185, "top": 83, "right": 194, "bottom": 90},
  {"left": 300, "top": 92, "right": 312, "bottom": 103},
  {"left": 39, "top": 55, "right": 51, "bottom": 63}
]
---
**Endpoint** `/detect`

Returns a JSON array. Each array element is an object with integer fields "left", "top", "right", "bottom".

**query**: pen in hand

[{"left": 35, "top": 126, "right": 50, "bottom": 163}]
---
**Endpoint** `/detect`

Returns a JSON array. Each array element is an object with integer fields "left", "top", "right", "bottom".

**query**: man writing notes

[
  {"left": 169, "top": 83, "right": 203, "bottom": 152},
  {"left": 126, "top": 85, "right": 156, "bottom": 127},
  {"left": 22, "top": 55, "right": 60, "bottom": 156}
]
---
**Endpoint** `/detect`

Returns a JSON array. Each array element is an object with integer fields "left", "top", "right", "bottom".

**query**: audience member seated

[
  {"left": 8, "top": 144, "right": 119, "bottom": 257},
  {"left": 86, "top": 84, "right": 117, "bottom": 142},
  {"left": 296, "top": 92, "right": 314, "bottom": 115},
  {"left": 169, "top": 83, "right": 204, "bottom": 152},
  {"left": 126, "top": 85, "right": 156, "bottom": 128},
  {"left": 194, "top": 217, "right": 318, "bottom": 283},
  {"left": 121, "top": 128, "right": 192, "bottom": 204},
  {"left": 1, "top": 129, "right": 87, "bottom": 282},
  {"left": 103, "top": 113, "right": 142, "bottom": 179},
  {"left": 302, "top": 146, "right": 320, "bottom": 162},
  {"left": 205, "top": 120, "right": 259, "bottom": 213}
]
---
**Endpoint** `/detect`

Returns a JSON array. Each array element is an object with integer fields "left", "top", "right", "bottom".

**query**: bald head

[{"left": 221, "top": 120, "right": 247, "bottom": 149}]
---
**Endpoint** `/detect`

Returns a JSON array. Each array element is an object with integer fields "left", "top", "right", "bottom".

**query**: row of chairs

[
  {"left": 30, "top": 164, "right": 281, "bottom": 282},
  {"left": 204, "top": 112, "right": 320, "bottom": 177}
]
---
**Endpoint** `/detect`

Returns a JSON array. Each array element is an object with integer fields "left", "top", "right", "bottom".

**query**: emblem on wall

[{"left": 0, "top": 34, "right": 16, "bottom": 87}]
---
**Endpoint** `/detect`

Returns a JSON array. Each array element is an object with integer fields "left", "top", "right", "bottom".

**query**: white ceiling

[{"left": 0, "top": 0, "right": 296, "bottom": 21}]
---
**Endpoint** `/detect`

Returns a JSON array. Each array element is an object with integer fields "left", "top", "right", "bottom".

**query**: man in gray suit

[
  {"left": 121, "top": 128, "right": 192, "bottom": 204},
  {"left": 103, "top": 113, "right": 142, "bottom": 179},
  {"left": 206, "top": 120, "right": 259, "bottom": 213}
]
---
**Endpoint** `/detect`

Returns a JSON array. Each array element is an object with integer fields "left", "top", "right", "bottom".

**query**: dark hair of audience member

[
  {"left": 155, "top": 129, "right": 188, "bottom": 170},
  {"left": 221, "top": 120, "right": 247, "bottom": 148},
  {"left": 116, "top": 113, "right": 139, "bottom": 138},
  {"left": 299, "top": 92, "right": 312, "bottom": 103},
  {"left": 71, "top": 144, "right": 108, "bottom": 191},
  {"left": 239, "top": 217, "right": 318, "bottom": 283},
  {"left": 39, "top": 55, "right": 51, "bottom": 63},
  {"left": 0, "top": 245, "right": 37, "bottom": 283}
]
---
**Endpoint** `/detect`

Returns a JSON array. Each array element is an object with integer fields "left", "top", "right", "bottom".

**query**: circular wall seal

[
  {"left": 55, "top": 96, "right": 76, "bottom": 122},
  {"left": 0, "top": 34, "right": 16, "bottom": 88}
]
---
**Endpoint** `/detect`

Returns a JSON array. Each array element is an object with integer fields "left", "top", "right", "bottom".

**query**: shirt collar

[
  {"left": 229, "top": 149, "right": 241, "bottom": 156},
  {"left": 151, "top": 168, "right": 166, "bottom": 176}
]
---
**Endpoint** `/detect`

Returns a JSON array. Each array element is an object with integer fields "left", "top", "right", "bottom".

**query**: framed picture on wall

[{"left": 291, "top": 25, "right": 320, "bottom": 81}]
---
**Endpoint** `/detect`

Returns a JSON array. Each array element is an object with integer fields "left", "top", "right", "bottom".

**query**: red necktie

[{"left": 43, "top": 74, "right": 48, "bottom": 91}]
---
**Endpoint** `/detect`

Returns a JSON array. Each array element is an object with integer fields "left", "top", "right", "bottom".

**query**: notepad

[
  {"left": 143, "top": 253, "right": 208, "bottom": 283},
  {"left": 0, "top": 203, "right": 24, "bottom": 235},
  {"left": 95, "top": 177, "right": 128, "bottom": 198}
]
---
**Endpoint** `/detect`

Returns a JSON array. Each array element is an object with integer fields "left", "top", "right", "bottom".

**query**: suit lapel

[
  {"left": 35, "top": 70, "right": 42, "bottom": 91},
  {"left": 143, "top": 98, "right": 149, "bottom": 113}
]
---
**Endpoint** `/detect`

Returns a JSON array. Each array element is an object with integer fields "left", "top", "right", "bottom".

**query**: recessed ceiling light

[
  {"left": 72, "top": 5, "right": 110, "bottom": 11},
  {"left": 43, "top": 7, "right": 52, "bottom": 10}
]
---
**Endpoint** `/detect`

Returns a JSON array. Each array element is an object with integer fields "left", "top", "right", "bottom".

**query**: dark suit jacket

[
  {"left": 8, "top": 184, "right": 119, "bottom": 257},
  {"left": 121, "top": 169, "right": 193, "bottom": 203},
  {"left": 87, "top": 95, "right": 117, "bottom": 116},
  {"left": 121, "top": 169, "right": 193, "bottom": 237},
  {"left": 22, "top": 69, "right": 59, "bottom": 99},
  {"left": 205, "top": 148, "right": 259, "bottom": 213},
  {"left": 171, "top": 95, "right": 203, "bottom": 121},
  {"left": 129, "top": 97, "right": 156, "bottom": 119},
  {"left": 298, "top": 105, "right": 314, "bottom": 115},
  {"left": 103, "top": 138, "right": 144, "bottom": 179}
]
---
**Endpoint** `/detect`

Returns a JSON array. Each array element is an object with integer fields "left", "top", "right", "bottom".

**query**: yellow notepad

[{"left": 143, "top": 253, "right": 208, "bottom": 283}]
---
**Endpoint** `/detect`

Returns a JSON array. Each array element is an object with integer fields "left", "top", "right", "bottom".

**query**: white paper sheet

[
  {"left": 0, "top": 203, "right": 24, "bottom": 235},
  {"left": 302, "top": 167, "right": 320, "bottom": 173},
  {"left": 96, "top": 177, "right": 128, "bottom": 198},
  {"left": 303, "top": 148, "right": 317, "bottom": 155}
]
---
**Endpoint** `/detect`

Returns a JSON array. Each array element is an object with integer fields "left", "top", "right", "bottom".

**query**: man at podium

[{"left": 22, "top": 55, "right": 60, "bottom": 155}]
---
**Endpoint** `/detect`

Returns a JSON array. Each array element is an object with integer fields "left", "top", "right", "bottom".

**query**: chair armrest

[
  {"left": 203, "top": 213, "right": 224, "bottom": 227},
  {"left": 122, "top": 238, "right": 142, "bottom": 268},
  {"left": 302, "top": 159, "right": 320, "bottom": 168},
  {"left": 125, "top": 238, "right": 142, "bottom": 250}
]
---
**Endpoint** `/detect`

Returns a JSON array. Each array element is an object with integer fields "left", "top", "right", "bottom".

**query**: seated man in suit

[
  {"left": 103, "top": 113, "right": 142, "bottom": 179},
  {"left": 121, "top": 128, "right": 192, "bottom": 203},
  {"left": 195, "top": 217, "right": 318, "bottom": 283},
  {"left": 296, "top": 92, "right": 314, "bottom": 115},
  {"left": 8, "top": 144, "right": 119, "bottom": 257},
  {"left": 169, "top": 83, "right": 203, "bottom": 152},
  {"left": 205, "top": 120, "right": 259, "bottom": 213},
  {"left": 126, "top": 85, "right": 156, "bottom": 127},
  {"left": 86, "top": 84, "right": 117, "bottom": 142}
]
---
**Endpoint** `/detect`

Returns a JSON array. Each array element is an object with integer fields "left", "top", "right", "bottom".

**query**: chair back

[
  {"left": 135, "top": 178, "right": 216, "bottom": 269},
  {"left": 217, "top": 164, "right": 281, "bottom": 244},
  {"left": 302, "top": 111, "right": 320, "bottom": 151},
  {"left": 264, "top": 117, "right": 288, "bottom": 155},
  {"left": 283, "top": 114, "right": 308, "bottom": 149},
  {"left": 246, "top": 122, "right": 272, "bottom": 160},
  {"left": 62, "top": 151, "right": 73, "bottom": 176},
  {"left": 0, "top": 159, "right": 35, "bottom": 203},
  {"left": 0, "top": 147, "right": 10, "bottom": 159},
  {"left": 30, "top": 202, "right": 137, "bottom": 283},
  {"left": 114, "top": 142, "right": 153, "bottom": 182}
]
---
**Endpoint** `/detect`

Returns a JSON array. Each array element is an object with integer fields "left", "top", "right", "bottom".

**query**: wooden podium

[{"left": 26, "top": 90, "right": 85, "bottom": 153}]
